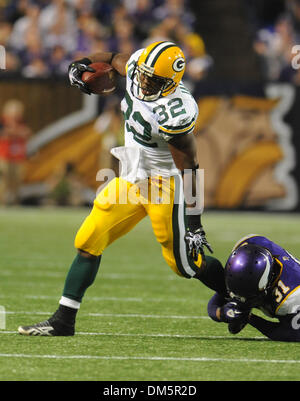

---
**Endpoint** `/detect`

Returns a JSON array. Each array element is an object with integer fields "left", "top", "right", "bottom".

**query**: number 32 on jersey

[{"left": 123, "top": 92, "right": 187, "bottom": 147}]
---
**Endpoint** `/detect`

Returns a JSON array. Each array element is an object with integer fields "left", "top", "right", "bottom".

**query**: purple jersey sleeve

[{"left": 207, "top": 293, "right": 225, "bottom": 322}]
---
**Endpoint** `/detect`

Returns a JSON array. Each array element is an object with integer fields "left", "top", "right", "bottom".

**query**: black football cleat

[
  {"left": 18, "top": 320, "right": 59, "bottom": 336},
  {"left": 18, "top": 320, "right": 74, "bottom": 336},
  {"left": 18, "top": 311, "right": 75, "bottom": 336}
]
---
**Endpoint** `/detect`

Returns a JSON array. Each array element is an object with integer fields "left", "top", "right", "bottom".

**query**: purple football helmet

[{"left": 225, "top": 243, "right": 275, "bottom": 307}]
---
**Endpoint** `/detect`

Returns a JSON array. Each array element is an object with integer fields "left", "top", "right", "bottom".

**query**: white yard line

[
  {"left": 4, "top": 311, "right": 210, "bottom": 319},
  {"left": 0, "top": 294, "right": 208, "bottom": 304},
  {"left": 0, "top": 352, "right": 298, "bottom": 364},
  {"left": 89, "top": 313, "right": 209, "bottom": 319},
  {"left": 0, "top": 270, "right": 177, "bottom": 281},
  {"left": 24, "top": 295, "right": 144, "bottom": 302},
  {"left": 1, "top": 329, "right": 264, "bottom": 340}
]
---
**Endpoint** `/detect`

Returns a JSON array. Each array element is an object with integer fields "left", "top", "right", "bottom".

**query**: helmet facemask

[{"left": 133, "top": 62, "right": 175, "bottom": 102}]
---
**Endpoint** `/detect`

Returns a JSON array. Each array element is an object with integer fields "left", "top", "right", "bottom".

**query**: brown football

[{"left": 82, "top": 62, "right": 117, "bottom": 95}]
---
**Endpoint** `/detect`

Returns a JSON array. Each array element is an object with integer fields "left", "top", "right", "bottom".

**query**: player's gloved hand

[
  {"left": 185, "top": 227, "right": 213, "bottom": 261},
  {"left": 219, "top": 301, "right": 247, "bottom": 323},
  {"left": 219, "top": 301, "right": 251, "bottom": 334},
  {"left": 68, "top": 58, "right": 95, "bottom": 95}
]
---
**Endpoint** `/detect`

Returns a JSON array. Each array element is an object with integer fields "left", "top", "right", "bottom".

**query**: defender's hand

[
  {"left": 219, "top": 301, "right": 248, "bottom": 323},
  {"left": 219, "top": 301, "right": 251, "bottom": 334},
  {"left": 68, "top": 59, "right": 95, "bottom": 95},
  {"left": 184, "top": 227, "right": 213, "bottom": 261}
]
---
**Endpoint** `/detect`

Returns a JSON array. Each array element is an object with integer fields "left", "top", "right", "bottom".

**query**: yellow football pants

[{"left": 74, "top": 176, "right": 202, "bottom": 278}]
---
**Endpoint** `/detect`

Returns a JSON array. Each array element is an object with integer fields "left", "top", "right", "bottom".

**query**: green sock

[
  {"left": 195, "top": 255, "right": 227, "bottom": 294},
  {"left": 62, "top": 253, "right": 101, "bottom": 302}
]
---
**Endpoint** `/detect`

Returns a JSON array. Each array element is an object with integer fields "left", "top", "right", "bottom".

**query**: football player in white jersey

[{"left": 18, "top": 41, "right": 225, "bottom": 336}]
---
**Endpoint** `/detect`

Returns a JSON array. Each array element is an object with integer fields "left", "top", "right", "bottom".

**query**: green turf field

[{"left": 0, "top": 206, "right": 300, "bottom": 381}]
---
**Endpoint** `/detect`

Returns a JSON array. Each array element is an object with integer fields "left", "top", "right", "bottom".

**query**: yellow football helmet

[{"left": 133, "top": 41, "right": 186, "bottom": 101}]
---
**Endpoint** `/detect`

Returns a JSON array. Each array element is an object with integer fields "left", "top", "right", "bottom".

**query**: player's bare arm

[
  {"left": 168, "top": 134, "right": 213, "bottom": 260},
  {"left": 168, "top": 133, "right": 198, "bottom": 208},
  {"left": 87, "top": 52, "right": 130, "bottom": 77}
]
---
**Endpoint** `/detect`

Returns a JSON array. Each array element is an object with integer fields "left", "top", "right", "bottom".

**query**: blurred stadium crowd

[
  {"left": 1, "top": 0, "right": 300, "bottom": 82},
  {"left": 0, "top": 0, "right": 212, "bottom": 86},
  {"left": 249, "top": 0, "right": 300, "bottom": 84}
]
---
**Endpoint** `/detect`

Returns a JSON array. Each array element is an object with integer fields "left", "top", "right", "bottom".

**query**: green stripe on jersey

[{"left": 179, "top": 83, "right": 191, "bottom": 95}]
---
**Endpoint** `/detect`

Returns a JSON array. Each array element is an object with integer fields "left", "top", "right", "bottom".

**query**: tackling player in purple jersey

[{"left": 207, "top": 234, "right": 300, "bottom": 342}]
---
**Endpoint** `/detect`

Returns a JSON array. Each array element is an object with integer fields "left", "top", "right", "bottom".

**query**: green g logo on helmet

[{"left": 172, "top": 57, "right": 185, "bottom": 72}]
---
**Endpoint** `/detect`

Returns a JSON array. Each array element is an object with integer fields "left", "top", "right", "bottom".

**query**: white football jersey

[{"left": 111, "top": 49, "right": 199, "bottom": 183}]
